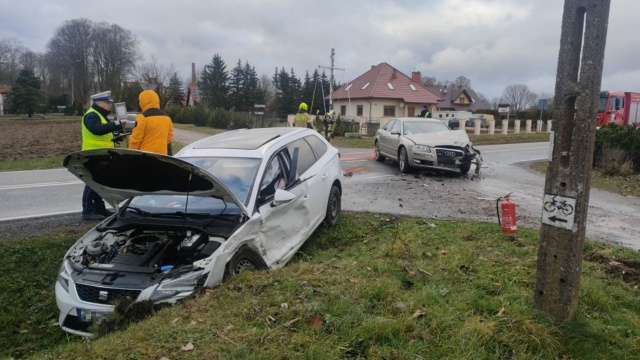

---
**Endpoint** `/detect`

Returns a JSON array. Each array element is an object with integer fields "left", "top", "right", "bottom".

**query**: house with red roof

[
  {"left": 426, "top": 86, "right": 489, "bottom": 112},
  {"left": 331, "top": 63, "right": 442, "bottom": 125}
]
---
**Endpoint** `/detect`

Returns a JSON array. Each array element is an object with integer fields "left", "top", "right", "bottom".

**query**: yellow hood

[{"left": 139, "top": 90, "right": 160, "bottom": 112}]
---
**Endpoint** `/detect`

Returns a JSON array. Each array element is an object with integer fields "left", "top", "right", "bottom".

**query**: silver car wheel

[{"left": 398, "top": 147, "right": 411, "bottom": 173}]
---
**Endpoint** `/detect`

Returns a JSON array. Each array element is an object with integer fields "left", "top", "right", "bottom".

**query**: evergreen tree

[
  {"left": 242, "top": 61, "right": 259, "bottom": 110},
  {"left": 166, "top": 72, "right": 185, "bottom": 107},
  {"left": 272, "top": 67, "right": 301, "bottom": 117},
  {"left": 229, "top": 59, "right": 244, "bottom": 110},
  {"left": 10, "top": 68, "right": 43, "bottom": 117},
  {"left": 200, "top": 53, "right": 229, "bottom": 110}
]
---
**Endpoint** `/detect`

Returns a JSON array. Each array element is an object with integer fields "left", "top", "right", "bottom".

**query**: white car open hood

[
  {"left": 64, "top": 148, "right": 247, "bottom": 214},
  {"left": 405, "top": 129, "right": 471, "bottom": 147}
]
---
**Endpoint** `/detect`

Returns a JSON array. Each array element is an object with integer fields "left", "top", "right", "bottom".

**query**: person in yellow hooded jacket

[{"left": 129, "top": 90, "right": 174, "bottom": 155}]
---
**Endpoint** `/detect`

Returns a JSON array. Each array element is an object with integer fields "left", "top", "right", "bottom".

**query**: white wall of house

[{"left": 332, "top": 99, "right": 427, "bottom": 121}]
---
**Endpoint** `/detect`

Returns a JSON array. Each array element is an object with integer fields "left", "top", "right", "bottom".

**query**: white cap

[{"left": 90, "top": 91, "right": 111, "bottom": 102}]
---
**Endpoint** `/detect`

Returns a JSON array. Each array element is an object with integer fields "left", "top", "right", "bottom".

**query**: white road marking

[{"left": 0, "top": 181, "right": 82, "bottom": 190}]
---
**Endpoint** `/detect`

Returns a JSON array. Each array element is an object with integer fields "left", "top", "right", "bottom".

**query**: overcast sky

[{"left": 1, "top": 0, "right": 638, "bottom": 99}]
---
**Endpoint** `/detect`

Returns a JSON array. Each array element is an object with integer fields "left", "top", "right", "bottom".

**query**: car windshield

[
  {"left": 403, "top": 121, "right": 450, "bottom": 135},
  {"left": 598, "top": 96, "right": 607, "bottom": 113},
  {"left": 182, "top": 156, "right": 261, "bottom": 205}
]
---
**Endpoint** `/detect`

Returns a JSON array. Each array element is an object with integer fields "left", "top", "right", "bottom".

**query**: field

[{"left": 0, "top": 118, "right": 82, "bottom": 158}]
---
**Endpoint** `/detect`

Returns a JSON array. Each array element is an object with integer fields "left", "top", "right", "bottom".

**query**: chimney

[
  {"left": 191, "top": 63, "right": 196, "bottom": 85},
  {"left": 412, "top": 71, "right": 421, "bottom": 83}
]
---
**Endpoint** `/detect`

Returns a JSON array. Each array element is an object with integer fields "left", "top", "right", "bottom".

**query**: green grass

[
  {"left": 5, "top": 213, "right": 638, "bottom": 359},
  {"left": 0, "top": 156, "right": 68, "bottom": 171},
  {"left": 530, "top": 161, "right": 640, "bottom": 197},
  {"left": 0, "top": 227, "right": 93, "bottom": 359},
  {"left": 469, "top": 132, "right": 550, "bottom": 145}
]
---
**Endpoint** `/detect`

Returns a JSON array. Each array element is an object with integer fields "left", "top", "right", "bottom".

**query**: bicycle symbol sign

[{"left": 542, "top": 194, "right": 576, "bottom": 230}]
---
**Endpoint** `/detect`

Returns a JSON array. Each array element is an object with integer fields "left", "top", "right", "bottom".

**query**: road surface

[{"left": 1, "top": 129, "right": 639, "bottom": 249}]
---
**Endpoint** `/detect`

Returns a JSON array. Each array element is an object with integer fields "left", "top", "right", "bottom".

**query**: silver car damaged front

[{"left": 405, "top": 130, "right": 483, "bottom": 174}]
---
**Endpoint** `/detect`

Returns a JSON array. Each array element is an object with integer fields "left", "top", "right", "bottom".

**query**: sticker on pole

[{"left": 542, "top": 194, "right": 576, "bottom": 230}]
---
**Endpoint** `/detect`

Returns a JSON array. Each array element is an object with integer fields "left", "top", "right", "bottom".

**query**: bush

[
  {"left": 164, "top": 105, "right": 182, "bottom": 121},
  {"left": 230, "top": 112, "right": 254, "bottom": 130},
  {"left": 174, "top": 105, "right": 209, "bottom": 126},
  {"left": 207, "top": 108, "right": 230, "bottom": 129},
  {"left": 594, "top": 124, "right": 640, "bottom": 172},
  {"left": 599, "top": 144, "right": 634, "bottom": 176}
]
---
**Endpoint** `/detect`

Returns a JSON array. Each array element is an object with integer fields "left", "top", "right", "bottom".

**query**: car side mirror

[{"left": 271, "top": 189, "right": 295, "bottom": 207}]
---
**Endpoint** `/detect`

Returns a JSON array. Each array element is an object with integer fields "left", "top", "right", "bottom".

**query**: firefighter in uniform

[
  {"left": 80, "top": 91, "right": 129, "bottom": 220},
  {"left": 323, "top": 111, "right": 335, "bottom": 141},
  {"left": 294, "top": 102, "right": 314, "bottom": 129}
]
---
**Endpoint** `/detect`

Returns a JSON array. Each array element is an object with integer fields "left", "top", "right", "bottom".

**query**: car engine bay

[{"left": 69, "top": 229, "right": 223, "bottom": 272}]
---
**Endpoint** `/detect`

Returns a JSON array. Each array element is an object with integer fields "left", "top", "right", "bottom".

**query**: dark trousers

[{"left": 82, "top": 185, "right": 106, "bottom": 215}]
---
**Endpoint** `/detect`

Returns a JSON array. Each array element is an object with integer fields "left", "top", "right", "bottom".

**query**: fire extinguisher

[{"left": 497, "top": 193, "right": 517, "bottom": 234}]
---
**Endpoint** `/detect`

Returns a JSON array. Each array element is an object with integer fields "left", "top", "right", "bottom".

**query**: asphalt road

[{"left": 1, "top": 129, "right": 639, "bottom": 250}]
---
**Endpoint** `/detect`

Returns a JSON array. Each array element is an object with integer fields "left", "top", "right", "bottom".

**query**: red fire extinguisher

[{"left": 497, "top": 193, "right": 517, "bottom": 234}]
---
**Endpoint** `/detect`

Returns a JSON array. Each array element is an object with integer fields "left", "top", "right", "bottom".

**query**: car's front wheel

[
  {"left": 324, "top": 185, "right": 341, "bottom": 227},
  {"left": 460, "top": 162, "right": 471, "bottom": 175},
  {"left": 398, "top": 147, "right": 412, "bottom": 173},
  {"left": 225, "top": 248, "right": 267, "bottom": 279},
  {"left": 374, "top": 141, "right": 385, "bottom": 162}
]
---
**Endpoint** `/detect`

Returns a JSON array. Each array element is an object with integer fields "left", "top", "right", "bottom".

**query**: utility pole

[
  {"left": 318, "top": 48, "right": 344, "bottom": 113},
  {"left": 534, "top": 0, "right": 611, "bottom": 323}
]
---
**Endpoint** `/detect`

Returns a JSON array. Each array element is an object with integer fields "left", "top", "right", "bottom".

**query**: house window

[
  {"left": 362, "top": 82, "right": 370, "bottom": 90},
  {"left": 341, "top": 105, "right": 346, "bottom": 116},
  {"left": 386, "top": 83, "right": 395, "bottom": 90},
  {"left": 357, "top": 105, "right": 363, "bottom": 116},
  {"left": 410, "top": 84, "right": 417, "bottom": 91},
  {"left": 383, "top": 106, "right": 395, "bottom": 117}
]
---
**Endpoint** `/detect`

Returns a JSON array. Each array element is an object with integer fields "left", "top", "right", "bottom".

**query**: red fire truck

[{"left": 597, "top": 91, "right": 640, "bottom": 127}]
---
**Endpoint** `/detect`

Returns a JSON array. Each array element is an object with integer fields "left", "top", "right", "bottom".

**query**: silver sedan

[{"left": 374, "top": 117, "right": 482, "bottom": 174}]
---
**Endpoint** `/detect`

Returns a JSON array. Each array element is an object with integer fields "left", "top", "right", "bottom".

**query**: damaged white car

[
  {"left": 55, "top": 127, "right": 343, "bottom": 336},
  {"left": 374, "top": 117, "right": 482, "bottom": 174}
]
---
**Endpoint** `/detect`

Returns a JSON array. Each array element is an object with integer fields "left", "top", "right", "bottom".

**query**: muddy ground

[{"left": 0, "top": 118, "right": 82, "bottom": 160}]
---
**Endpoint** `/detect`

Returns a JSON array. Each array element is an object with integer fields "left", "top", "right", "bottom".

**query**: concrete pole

[
  {"left": 459, "top": 119, "right": 466, "bottom": 130},
  {"left": 514, "top": 120, "right": 521, "bottom": 134},
  {"left": 474, "top": 119, "right": 481, "bottom": 135},
  {"left": 547, "top": 120, "right": 554, "bottom": 132},
  {"left": 535, "top": 0, "right": 610, "bottom": 323},
  {"left": 501, "top": 120, "right": 509, "bottom": 135},
  {"left": 488, "top": 120, "right": 495, "bottom": 135},
  {"left": 537, "top": 120, "right": 543, "bottom": 133},
  {"left": 526, "top": 120, "right": 532, "bottom": 133}
]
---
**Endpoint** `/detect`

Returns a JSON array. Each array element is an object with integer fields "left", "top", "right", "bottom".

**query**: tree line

[
  {"left": 0, "top": 18, "right": 335, "bottom": 118},
  {"left": 1, "top": 17, "right": 550, "bottom": 119}
]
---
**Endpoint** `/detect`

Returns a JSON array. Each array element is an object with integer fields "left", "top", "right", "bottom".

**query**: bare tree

[
  {"left": 453, "top": 75, "right": 471, "bottom": 89},
  {"left": 46, "top": 18, "right": 95, "bottom": 105},
  {"left": 91, "top": 22, "right": 139, "bottom": 100},
  {"left": 501, "top": 84, "right": 538, "bottom": 113},
  {"left": 0, "top": 38, "right": 26, "bottom": 85},
  {"left": 258, "top": 74, "right": 276, "bottom": 113},
  {"left": 135, "top": 55, "right": 176, "bottom": 108}
]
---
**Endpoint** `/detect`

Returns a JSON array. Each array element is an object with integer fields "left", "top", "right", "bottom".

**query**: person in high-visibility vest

[
  {"left": 294, "top": 102, "right": 314, "bottom": 129},
  {"left": 80, "top": 90, "right": 130, "bottom": 221},
  {"left": 418, "top": 104, "right": 432, "bottom": 118},
  {"left": 323, "top": 111, "right": 335, "bottom": 141}
]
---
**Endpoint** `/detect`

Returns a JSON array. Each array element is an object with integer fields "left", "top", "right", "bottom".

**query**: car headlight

[
  {"left": 149, "top": 270, "right": 206, "bottom": 302},
  {"left": 412, "top": 145, "right": 432, "bottom": 153},
  {"left": 57, "top": 262, "right": 70, "bottom": 293}
]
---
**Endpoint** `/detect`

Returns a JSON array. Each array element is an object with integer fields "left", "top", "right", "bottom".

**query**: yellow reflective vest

[{"left": 81, "top": 108, "right": 113, "bottom": 150}]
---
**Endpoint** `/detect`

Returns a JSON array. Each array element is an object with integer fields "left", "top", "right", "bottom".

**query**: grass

[
  {"left": 0, "top": 226, "right": 94, "bottom": 359},
  {"left": 2, "top": 213, "right": 636, "bottom": 359},
  {"left": 531, "top": 161, "right": 640, "bottom": 197}
]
